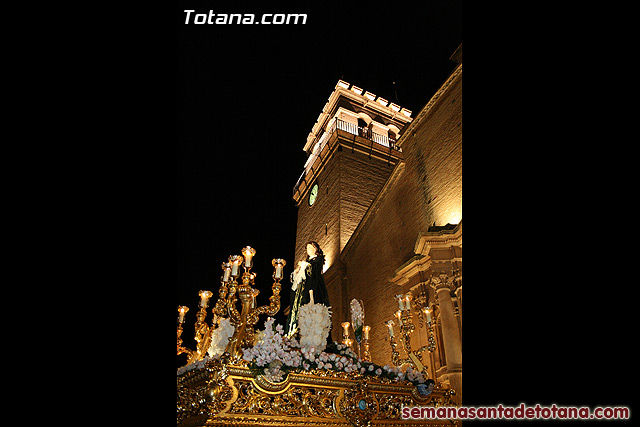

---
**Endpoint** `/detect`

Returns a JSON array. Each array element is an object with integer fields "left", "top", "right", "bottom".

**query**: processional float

[{"left": 177, "top": 246, "right": 458, "bottom": 426}]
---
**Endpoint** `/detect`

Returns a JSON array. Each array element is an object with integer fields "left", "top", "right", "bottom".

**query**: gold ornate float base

[{"left": 177, "top": 360, "right": 459, "bottom": 427}]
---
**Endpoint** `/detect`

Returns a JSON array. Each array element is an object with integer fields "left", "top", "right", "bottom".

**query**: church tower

[{"left": 292, "top": 81, "right": 413, "bottom": 339}]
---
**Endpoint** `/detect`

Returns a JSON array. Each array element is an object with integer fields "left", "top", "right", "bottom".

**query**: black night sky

[{"left": 176, "top": 1, "right": 462, "bottom": 363}]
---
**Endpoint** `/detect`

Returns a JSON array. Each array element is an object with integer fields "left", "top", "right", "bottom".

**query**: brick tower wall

[{"left": 340, "top": 69, "right": 462, "bottom": 367}]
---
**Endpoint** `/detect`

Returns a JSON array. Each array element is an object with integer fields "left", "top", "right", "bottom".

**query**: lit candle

[
  {"left": 363, "top": 325, "right": 370, "bottom": 340},
  {"left": 309, "top": 289, "right": 314, "bottom": 304},
  {"left": 342, "top": 322, "right": 350, "bottom": 337},
  {"left": 395, "top": 310, "right": 402, "bottom": 322},
  {"left": 396, "top": 294, "right": 405, "bottom": 310},
  {"left": 272, "top": 258, "right": 286, "bottom": 280},
  {"left": 229, "top": 255, "right": 244, "bottom": 277},
  {"left": 386, "top": 320, "right": 395, "bottom": 337},
  {"left": 404, "top": 294, "right": 411, "bottom": 310},
  {"left": 423, "top": 307, "right": 432, "bottom": 323},
  {"left": 178, "top": 306, "right": 189, "bottom": 324},
  {"left": 252, "top": 289, "right": 259, "bottom": 308},
  {"left": 242, "top": 246, "right": 256, "bottom": 269},
  {"left": 221, "top": 262, "right": 231, "bottom": 283},
  {"left": 199, "top": 290, "right": 213, "bottom": 307}
]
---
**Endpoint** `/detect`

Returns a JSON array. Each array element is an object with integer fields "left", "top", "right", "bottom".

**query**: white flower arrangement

[
  {"left": 301, "top": 343, "right": 426, "bottom": 385},
  {"left": 298, "top": 301, "right": 332, "bottom": 353},
  {"left": 242, "top": 317, "right": 302, "bottom": 376},
  {"left": 181, "top": 337, "right": 427, "bottom": 387},
  {"left": 206, "top": 317, "right": 235, "bottom": 358},
  {"left": 176, "top": 355, "right": 211, "bottom": 376},
  {"left": 181, "top": 317, "right": 428, "bottom": 389},
  {"left": 350, "top": 299, "right": 364, "bottom": 342}
]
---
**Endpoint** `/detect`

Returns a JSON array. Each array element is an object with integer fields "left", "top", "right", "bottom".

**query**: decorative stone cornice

[
  {"left": 414, "top": 221, "right": 462, "bottom": 255},
  {"left": 389, "top": 222, "right": 462, "bottom": 288},
  {"left": 389, "top": 254, "right": 431, "bottom": 287}
]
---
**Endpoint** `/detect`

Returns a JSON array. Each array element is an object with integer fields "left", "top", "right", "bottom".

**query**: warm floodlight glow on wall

[{"left": 447, "top": 211, "right": 462, "bottom": 227}]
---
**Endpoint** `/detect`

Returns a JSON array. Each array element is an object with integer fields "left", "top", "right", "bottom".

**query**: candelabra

[
  {"left": 341, "top": 322, "right": 352, "bottom": 349},
  {"left": 385, "top": 293, "right": 436, "bottom": 380},
  {"left": 361, "top": 325, "right": 371, "bottom": 362},
  {"left": 176, "top": 246, "right": 286, "bottom": 365},
  {"left": 177, "top": 289, "right": 216, "bottom": 364},
  {"left": 340, "top": 321, "right": 371, "bottom": 362}
]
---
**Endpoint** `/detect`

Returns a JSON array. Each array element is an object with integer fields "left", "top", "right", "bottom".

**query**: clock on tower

[
  {"left": 308, "top": 183, "right": 318, "bottom": 206},
  {"left": 291, "top": 80, "right": 412, "bottom": 338}
]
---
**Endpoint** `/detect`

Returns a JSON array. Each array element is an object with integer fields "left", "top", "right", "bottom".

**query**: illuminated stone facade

[{"left": 292, "top": 53, "right": 462, "bottom": 401}]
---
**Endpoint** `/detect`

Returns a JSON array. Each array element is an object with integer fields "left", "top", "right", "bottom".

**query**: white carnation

[
  {"left": 207, "top": 317, "right": 235, "bottom": 358},
  {"left": 298, "top": 302, "right": 331, "bottom": 353}
]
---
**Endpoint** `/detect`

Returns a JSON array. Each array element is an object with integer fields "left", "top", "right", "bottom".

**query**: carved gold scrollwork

[
  {"left": 376, "top": 394, "right": 416, "bottom": 419},
  {"left": 338, "top": 380, "right": 379, "bottom": 427},
  {"left": 178, "top": 362, "right": 460, "bottom": 426},
  {"left": 229, "top": 379, "right": 341, "bottom": 419},
  {"left": 203, "top": 363, "right": 236, "bottom": 416},
  {"left": 177, "top": 361, "right": 238, "bottom": 424}
]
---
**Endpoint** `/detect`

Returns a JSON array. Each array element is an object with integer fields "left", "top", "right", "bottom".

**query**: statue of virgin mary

[{"left": 285, "top": 241, "right": 331, "bottom": 343}]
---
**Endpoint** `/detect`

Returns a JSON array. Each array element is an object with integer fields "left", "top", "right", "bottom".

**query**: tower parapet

[{"left": 293, "top": 80, "right": 413, "bottom": 204}]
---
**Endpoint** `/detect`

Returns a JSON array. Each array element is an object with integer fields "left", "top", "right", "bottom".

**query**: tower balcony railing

[
  {"left": 293, "top": 119, "right": 403, "bottom": 197},
  {"left": 333, "top": 118, "right": 400, "bottom": 151}
]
